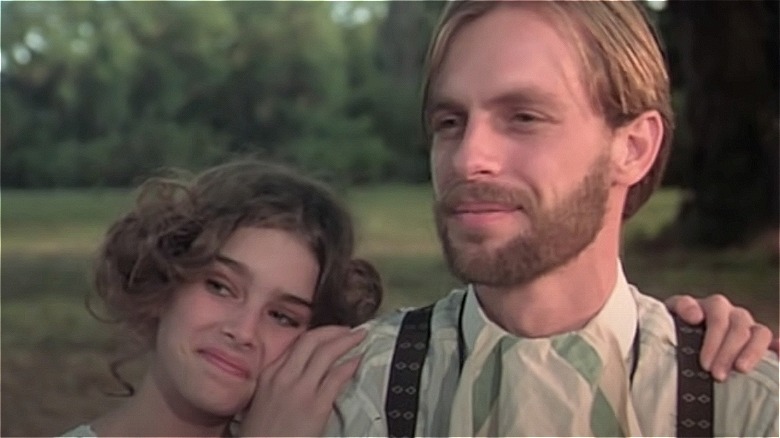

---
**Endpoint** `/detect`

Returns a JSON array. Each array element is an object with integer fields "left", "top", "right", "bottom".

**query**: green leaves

[{"left": 2, "top": 1, "right": 443, "bottom": 187}]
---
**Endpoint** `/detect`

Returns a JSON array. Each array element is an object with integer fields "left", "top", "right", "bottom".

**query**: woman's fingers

[
  {"left": 296, "top": 328, "right": 367, "bottom": 390},
  {"left": 665, "top": 294, "right": 706, "bottom": 325},
  {"left": 240, "top": 327, "right": 366, "bottom": 437},
  {"left": 706, "top": 306, "right": 753, "bottom": 381},
  {"left": 666, "top": 293, "right": 774, "bottom": 380},
  {"left": 315, "top": 355, "right": 362, "bottom": 413},
  {"left": 310, "top": 329, "right": 365, "bottom": 379},
  {"left": 274, "top": 325, "right": 353, "bottom": 382},
  {"left": 694, "top": 294, "right": 733, "bottom": 372},
  {"left": 734, "top": 324, "right": 774, "bottom": 372}
]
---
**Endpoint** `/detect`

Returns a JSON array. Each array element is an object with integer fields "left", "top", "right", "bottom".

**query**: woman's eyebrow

[
  {"left": 277, "top": 293, "right": 313, "bottom": 308},
  {"left": 215, "top": 253, "right": 313, "bottom": 308},
  {"left": 215, "top": 254, "right": 252, "bottom": 280}
]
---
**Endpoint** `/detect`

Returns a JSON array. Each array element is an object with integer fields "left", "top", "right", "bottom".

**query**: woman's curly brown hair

[{"left": 90, "top": 160, "right": 382, "bottom": 392}]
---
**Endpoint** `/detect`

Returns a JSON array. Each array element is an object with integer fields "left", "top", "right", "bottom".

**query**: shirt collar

[
  {"left": 461, "top": 260, "right": 638, "bottom": 360},
  {"left": 597, "top": 260, "right": 637, "bottom": 360}
]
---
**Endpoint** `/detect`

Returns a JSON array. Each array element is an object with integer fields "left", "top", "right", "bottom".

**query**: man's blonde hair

[{"left": 422, "top": 1, "right": 674, "bottom": 219}]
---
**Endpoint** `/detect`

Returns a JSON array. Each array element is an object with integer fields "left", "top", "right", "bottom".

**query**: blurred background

[{"left": 2, "top": 1, "right": 777, "bottom": 436}]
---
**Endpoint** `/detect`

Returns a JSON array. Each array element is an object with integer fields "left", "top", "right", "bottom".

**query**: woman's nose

[{"left": 221, "top": 307, "right": 260, "bottom": 350}]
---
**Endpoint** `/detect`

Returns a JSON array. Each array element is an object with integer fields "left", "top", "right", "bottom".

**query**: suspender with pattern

[
  {"left": 674, "top": 315, "right": 714, "bottom": 437},
  {"left": 385, "top": 305, "right": 434, "bottom": 438},
  {"left": 385, "top": 306, "right": 714, "bottom": 437}
]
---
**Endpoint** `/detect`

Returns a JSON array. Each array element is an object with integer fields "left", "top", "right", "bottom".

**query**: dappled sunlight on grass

[
  {"left": 358, "top": 240, "right": 442, "bottom": 258},
  {"left": 369, "top": 254, "right": 459, "bottom": 311},
  {"left": 2, "top": 189, "right": 133, "bottom": 254},
  {"left": 622, "top": 189, "right": 683, "bottom": 244},
  {"left": 348, "top": 184, "right": 441, "bottom": 257},
  {"left": 3, "top": 229, "right": 105, "bottom": 255},
  {"left": 623, "top": 247, "right": 778, "bottom": 330},
  {"left": 2, "top": 252, "right": 93, "bottom": 300},
  {"left": 1, "top": 296, "right": 112, "bottom": 348}
]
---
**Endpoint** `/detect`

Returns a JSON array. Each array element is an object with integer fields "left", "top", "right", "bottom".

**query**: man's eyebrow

[
  {"left": 426, "top": 87, "right": 565, "bottom": 116},
  {"left": 487, "top": 88, "right": 565, "bottom": 111},
  {"left": 426, "top": 95, "right": 463, "bottom": 115},
  {"left": 214, "top": 254, "right": 313, "bottom": 308}
]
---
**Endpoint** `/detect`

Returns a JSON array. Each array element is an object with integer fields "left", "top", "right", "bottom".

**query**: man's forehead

[{"left": 431, "top": 6, "right": 590, "bottom": 111}]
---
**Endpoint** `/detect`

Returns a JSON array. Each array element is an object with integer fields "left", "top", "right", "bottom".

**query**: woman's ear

[{"left": 611, "top": 110, "right": 664, "bottom": 186}]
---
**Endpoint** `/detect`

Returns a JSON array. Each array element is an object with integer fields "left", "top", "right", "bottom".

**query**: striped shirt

[{"left": 326, "top": 264, "right": 778, "bottom": 436}]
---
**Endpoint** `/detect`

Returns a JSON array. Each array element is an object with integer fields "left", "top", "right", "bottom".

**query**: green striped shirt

[{"left": 326, "top": 265, "right": 778, "bottom": 436}]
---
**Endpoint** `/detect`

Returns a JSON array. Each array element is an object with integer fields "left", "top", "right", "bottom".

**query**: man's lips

[
  {"left": 198, "top": 348, "right": 251, "bottom": 380},
  {"left": 450, "top": 202, "right": 518, "bottom": 214},
  {"left": 448, "top": 203, "right": 520, "bottom": 226}
]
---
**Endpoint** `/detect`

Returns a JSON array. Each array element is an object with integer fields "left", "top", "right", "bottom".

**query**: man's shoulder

[
  {"left": 358, "top": 287, "right": 467, "bottom": 351},
  {"left": 717, "top": 351, "right": 778, "bottom": 398},
  {"left": 725, "top": 351, "right": 779, "bottom": 391},
  {"left": 348, "top": 287, "right": 467, "bottom": 383},
  {"left": 327, "top": 288, "right": 468, "bottom": 436},
  {"left": 628, "top": 285, "right": 778, "bottom": 435},
  {"left": 629, "top": 285, "right": 677, "bottom": 344},
  {"left": 714, "top": 352, "right": 779, "bottom": 436},
  {"left": 59, "top": 424, "right": 97, "bottom": 437}
]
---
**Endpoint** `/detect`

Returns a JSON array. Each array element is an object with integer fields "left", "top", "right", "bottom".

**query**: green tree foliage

[
  {"left": 366, "top": 1, "right": 445, "bottom": 182},
  {"left": 2, "top": 1, "right": 401, "bottom": 187},
  {"left": 6, "top": 1, "right": 773, "bottom": 249}
]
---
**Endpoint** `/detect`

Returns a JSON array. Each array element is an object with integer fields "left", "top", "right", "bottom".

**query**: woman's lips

[{"left": 198, "top": 348, "right": 251, "bottom": 380}]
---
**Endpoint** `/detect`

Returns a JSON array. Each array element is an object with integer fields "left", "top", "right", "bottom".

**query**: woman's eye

[
  {"left": 269, "top": 310, "right": 301, "bottom": 328},
  {"left": 205, "top": 279, "right": 233, "bottom": 297}
]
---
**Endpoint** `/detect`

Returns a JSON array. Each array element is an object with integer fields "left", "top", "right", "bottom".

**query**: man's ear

[{"left": 611, "top": 110, "right": 664, "bottom": 186}]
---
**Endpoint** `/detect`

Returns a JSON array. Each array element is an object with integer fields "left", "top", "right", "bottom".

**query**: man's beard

[{"left": 434, "top": 153, "right": 610, "bottom": 288}]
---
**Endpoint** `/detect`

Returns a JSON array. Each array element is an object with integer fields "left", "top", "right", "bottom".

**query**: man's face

[{"left": 428, "top": 6, "right": 615, "bottom": 287}]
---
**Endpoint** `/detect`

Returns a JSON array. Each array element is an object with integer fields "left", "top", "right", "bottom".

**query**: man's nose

[{"left": 451, "top": 115, "right": 503, "bottom": 180}]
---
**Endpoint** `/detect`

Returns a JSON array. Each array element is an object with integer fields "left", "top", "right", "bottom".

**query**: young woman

[{"left": 62, "top": 160, "right": 382, "bottom": 437}]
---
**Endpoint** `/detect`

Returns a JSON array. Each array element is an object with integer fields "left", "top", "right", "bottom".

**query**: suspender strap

[
  {"left": 385, "top": 304, "right": 714, "bottom": 438},
  {"left": 674, "top": 316, "right": 714, "bottom": 437},
  {"left": 385, "top": 305, "right": 434, "bottom": 438}
]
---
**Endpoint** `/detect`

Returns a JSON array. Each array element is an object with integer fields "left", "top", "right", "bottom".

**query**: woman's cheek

[{"left": 261, "top": 331, "right": 302, "bottom": 369}]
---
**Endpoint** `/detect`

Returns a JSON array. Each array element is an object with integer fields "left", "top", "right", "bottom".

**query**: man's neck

[{"left": 474, "top": 230, "right": 619, "bottom": 338}]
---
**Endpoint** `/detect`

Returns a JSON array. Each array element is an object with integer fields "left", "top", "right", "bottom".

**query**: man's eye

[
  {"left": 205, "top": 279, "right": 233, "bottom": 297},
  {"left": 269, "top": 310, "right": 301, "bottom": 328},
  {"left": 511, "top": 112, "right": 540, "bottom": 123},
  {"left": 432, "top": 115, "right": 463, "bottom": 132}
]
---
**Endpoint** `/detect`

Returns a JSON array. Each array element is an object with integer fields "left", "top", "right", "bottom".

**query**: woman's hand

[
  {"left": 239, "top": 326, "right": 367, "bottom": 437},
  {"left": 666, "top": 294, "right": 775, "bottom": 381}
]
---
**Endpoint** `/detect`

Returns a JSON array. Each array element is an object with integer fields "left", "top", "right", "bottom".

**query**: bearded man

[{"left": 321, "top": 1, "right": 778, "bottom": 436}]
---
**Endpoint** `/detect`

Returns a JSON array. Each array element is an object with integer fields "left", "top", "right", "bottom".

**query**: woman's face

[{"left": 152, "top": 226, "right": 320, "bottom": 418}]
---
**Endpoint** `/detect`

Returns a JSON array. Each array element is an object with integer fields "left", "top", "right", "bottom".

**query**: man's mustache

[{"left": 436, "top": 182, "right": 537, "bottom": 215}]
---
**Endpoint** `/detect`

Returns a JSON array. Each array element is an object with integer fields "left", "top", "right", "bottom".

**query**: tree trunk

[{"left": 666, "top": 0, "right": 778, "bottom": 247}]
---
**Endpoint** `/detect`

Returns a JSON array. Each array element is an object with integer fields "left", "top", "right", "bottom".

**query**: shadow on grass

[
  {"left": 370, "top": 253, "right": 460, "bottom": 311},
  {"left": 1, "top": 347, "right": 145, "bottom": 437},
  {"left": 622, "top": 244, "right": 779, "bottom": 331}
]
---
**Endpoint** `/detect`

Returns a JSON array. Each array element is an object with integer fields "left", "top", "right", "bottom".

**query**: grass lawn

[{"left": 2, "top": 186, "right": 777, "bottom": 436}]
